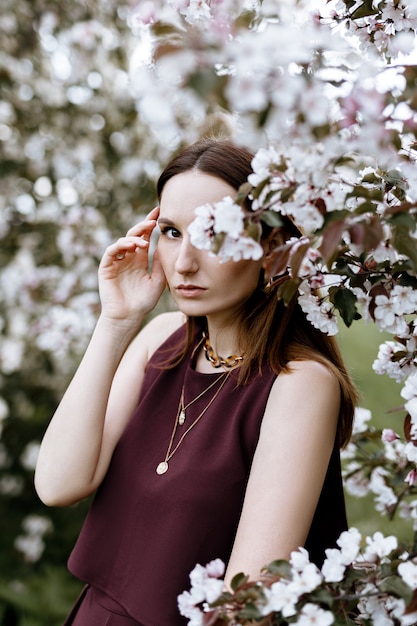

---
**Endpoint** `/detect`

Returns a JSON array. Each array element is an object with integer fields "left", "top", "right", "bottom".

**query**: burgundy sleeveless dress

[{"left": 66, "top": 322, "right": 347, "bottom": 626}]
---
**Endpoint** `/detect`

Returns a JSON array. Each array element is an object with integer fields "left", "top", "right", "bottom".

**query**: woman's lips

[{"left": 175, "top": 284, "right": 207, "bottom": 297}]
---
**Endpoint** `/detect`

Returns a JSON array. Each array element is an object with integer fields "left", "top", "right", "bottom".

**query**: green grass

[{"left": 337, "top": 319, "right": 412, "bottom": 544}]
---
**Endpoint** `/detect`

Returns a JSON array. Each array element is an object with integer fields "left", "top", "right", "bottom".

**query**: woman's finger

[
  {"left": 126, "top": 207, "right": 159, "bottom": 239},
  {"left": 100, "top": 237, "right": 149, "bottom": 268}
]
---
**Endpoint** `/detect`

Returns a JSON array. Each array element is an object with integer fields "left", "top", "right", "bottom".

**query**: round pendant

[{"left": 156, "top": 461, "right": 168, "bottom": 475}]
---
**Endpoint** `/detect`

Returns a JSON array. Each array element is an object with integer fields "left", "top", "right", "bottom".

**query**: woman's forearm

[{"left": 34, "top": 315, "right": 144, "bottom": 506}]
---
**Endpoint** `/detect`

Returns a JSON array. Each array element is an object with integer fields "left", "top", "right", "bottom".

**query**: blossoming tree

[
  {"left": 1, "top": 0, "right": 417, "bottom": 623},
  {"left": 129, "top": 0, "right": 417, "bottom": 623},
  {"left": 0, "top": 1, "right": 164, "bottom": 621}
]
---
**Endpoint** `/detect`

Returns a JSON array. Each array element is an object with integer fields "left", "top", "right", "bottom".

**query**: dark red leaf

[
  {"left": 319, "top": 220, "right": 346, "bottom": 262},
  {"left": 263, "top": 243, "right": 292, "bottom": 281},
  {"left": 405, "top": 589, "right": 417, "bottom": 614},
  {"left": 404, "top": 414, "right": 417, "bottom": 445},
  {"left": 290, "top": 241, "right": 311, "bottom": 278}
]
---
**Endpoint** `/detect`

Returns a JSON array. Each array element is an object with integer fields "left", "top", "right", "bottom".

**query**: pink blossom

[
  {"left": 131, "top": 2, "right": 156, "bottom": 25},
  {"left": 382, "top": 429, "right": 400, "bottom": 443},
  {"left": 405, "top": 469, "right": 417, "bottom": 487}
]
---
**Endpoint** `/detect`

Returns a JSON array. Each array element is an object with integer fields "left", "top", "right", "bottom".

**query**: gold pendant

[
  {"left": 156, "top": 461, "right": 168, "bottom": 475},
  {"left": 178, "top": 408, "right": 186, "bottom": 426}
]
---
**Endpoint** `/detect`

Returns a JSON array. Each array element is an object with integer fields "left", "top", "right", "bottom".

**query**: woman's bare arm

[
  {"left": 225, "top": 360, "right": 340, "bottom": 584},
  {"left": 34, "top": 209, "right": 178, "bottom": 506}
]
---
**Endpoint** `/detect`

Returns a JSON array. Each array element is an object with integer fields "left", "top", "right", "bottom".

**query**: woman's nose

[{"left": 175, "top": 236, "right": 199, "bottom": 274}]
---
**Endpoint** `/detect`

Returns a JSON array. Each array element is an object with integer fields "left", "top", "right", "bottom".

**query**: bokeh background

[{"left": 0, "top": 1, "right": 411, "bottom": 624}]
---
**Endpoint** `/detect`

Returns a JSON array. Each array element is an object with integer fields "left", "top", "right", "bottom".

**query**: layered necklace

[{"left": 155, "top": 331, "right": 244, "bottom": 476}]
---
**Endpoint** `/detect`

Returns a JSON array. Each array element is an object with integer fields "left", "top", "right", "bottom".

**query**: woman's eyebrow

[{"left": 157, "top": 217, "right": 176, "bottom": 226}]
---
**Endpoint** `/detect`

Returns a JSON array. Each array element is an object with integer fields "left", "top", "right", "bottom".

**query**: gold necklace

[
  {"left": 178, "top": 374, "right": 225, "bottom": 426},
  {"left": 202, "top": 331, "right": 244, "bottom": 369},
  {"left": 156, "top": 370, "right": 232, "bottom": 475}
]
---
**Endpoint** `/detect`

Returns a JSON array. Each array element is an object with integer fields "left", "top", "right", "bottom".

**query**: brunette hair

[{"left": 157, "top": 138, "right": 357, "bottom": 447}]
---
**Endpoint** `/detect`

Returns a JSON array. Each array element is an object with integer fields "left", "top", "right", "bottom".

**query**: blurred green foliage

[{"left": 338, "top": 320, "right": 411, "bottom": 543}]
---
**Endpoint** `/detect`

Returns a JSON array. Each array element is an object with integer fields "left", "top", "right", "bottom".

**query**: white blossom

[
  {"left": 290, "top": 547, "right": 311, "bottom": 572},
  {"left": 322, "top": 548, "right": 347, "bottom": 583},
  {"left": 373, "top": 340, "right": 412, "bottom": 383},
  {"left": 178, "top": 558, "right": 224, "bottom": 615},
  {"left": 177, "top": 591, "right": 204, "bottom": 625},
  {"left": 292, "top": 563, "right": 323, "bottom": 594},
  {"left": 374, "top": 294, "right": 408, "bottom": 335},
  {"left": 398, "top": 560, "right": 417, "bottom": 590},
  {"left": 352, "top": 407, "right": 372, "bottom": 434},
  {"left": 369, "top": 467, "right": 398, "bottom": 514},
  {"left": 336, "top": 527, "right": 362, "bottom": 564},
  {"left": 213, "top": 197, "right": 244, "bottom": 238},
  {"left": 293, "top": 602, "right": 334, "bottom": 626},
  {"left": 298, "top": 289, "right": 339, "bottom": 336},
  {"left": 362, "top": 531, "right": 398, "bottom": 562},
  {"left": 261, "top": 579, "right": 299, "bottom": 617},
  {"left": 401, "top": 374, "right": 417, "bottom": 425}
]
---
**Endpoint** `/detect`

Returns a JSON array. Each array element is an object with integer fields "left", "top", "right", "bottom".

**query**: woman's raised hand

[{"left": 98, "top": 207, "right": 166, "bottom": 325}]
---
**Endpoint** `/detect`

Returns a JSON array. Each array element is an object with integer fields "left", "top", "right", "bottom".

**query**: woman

[{"left": 35, "top": 139, "right": 357, "bottom": 626}]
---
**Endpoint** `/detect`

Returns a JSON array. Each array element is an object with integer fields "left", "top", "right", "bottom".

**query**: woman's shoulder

[
  {"left": 271, "top": 358, "right": 340, "bottom": 399},
  {"left": 285, "top": 358, "right": 338, "bottom": 379},
  {"left": 140, "top": 310, "right": 187, "bottom": 362}
]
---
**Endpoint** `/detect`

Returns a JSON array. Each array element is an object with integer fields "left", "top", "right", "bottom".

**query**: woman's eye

[{"left": 160, "top": 226, "right": 181, "bottom": 239}]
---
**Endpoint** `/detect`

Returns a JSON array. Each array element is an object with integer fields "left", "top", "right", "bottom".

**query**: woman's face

[{"left": 157, "top": 170, "right": 263, "bottom": 323}]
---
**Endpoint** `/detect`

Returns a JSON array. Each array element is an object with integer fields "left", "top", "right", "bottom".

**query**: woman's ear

[
  {"left": 262, "top": 227, "right": 291, "bottom": 280},
  {"left": 262, "top": 227, "right": 287, "bottom": 258}
]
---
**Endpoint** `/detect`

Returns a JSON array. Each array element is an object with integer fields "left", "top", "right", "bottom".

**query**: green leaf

[
  {"left": 311, "top": 588, "right": 335, "bottom": 606},
  {"left": 385, "top": 169, "right": 408, "bottom": 192},
  {"left": 257, "top": 102, "right": 273, "bottom": 128},
  {"left": 234, "top": 9, "right": 258, "bottom": 29},
  {"left": 347, "top": 185, "right": 384, "bottom": 202},
  {"left": 333, "top": 257, "right": 361, "bottom": 277},
  {"left": 211, "top": 231, "right": 226, "bottom": 254},
  {"left": 235, "top": 181, "right": 253, "bottom": 206},
  {"left": 265, "top": 559, "right": 292, "bottom": 578},
  {"left": 379, "top": 575, "right": 413, "bottom": 603},
  {"left": 280, "top": 185, "right": 297, "bottom": 203},
  {"left": 351, "top": 0, "right": 378, "bottom": 19},
  {"left": 250, "top": 178, "right": 271, "bottom": 200},
  {"left": 261, "top": 211, "right": 286, "bottom": 228},
  {"left": 391, "top": 225, "right": 417, "bottom": 271},
  {"left": 237, "top": 602, "right": 263, "bottom": 620},
  {"left": 389, "top": 210, "right": 417, "bottom": 231},
  {"left": 210, "top": 591, "right": 233, "bottom": 607},
  {"left": 277, "top": 277, "right": 301, "bottom": 305},
  {"left": 245, "top": 221, "right": 262, "bottom": 242},
  {"left": 361, "top": 172, "right": 381, "bottom": 184},
  {"left": 354, "top": 201, "right": 378, "bottom": 215},
  {"left": 329, "top": 286, "right": 361, "bottom": 327},
  {"left": 230, "top": 572, "right": 249, "bottom": 591}
]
